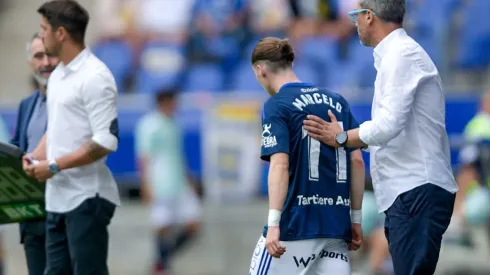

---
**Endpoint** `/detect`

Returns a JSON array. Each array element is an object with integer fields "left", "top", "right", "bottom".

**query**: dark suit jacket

[{"left": 10, "top": 90, "right": 46, "bottom": 242}]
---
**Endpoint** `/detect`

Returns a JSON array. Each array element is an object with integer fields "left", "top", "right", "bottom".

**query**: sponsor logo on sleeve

[{"left": 261, "top": 124, "right": 277, "bottom": 148}]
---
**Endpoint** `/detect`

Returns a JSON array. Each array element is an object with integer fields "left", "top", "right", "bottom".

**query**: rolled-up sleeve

[
  {"left": 359, "top": 48, "right": 425, "bottom": 146},
  {"left": 82, "top": 71, "right": 119, "bottom": 151}
]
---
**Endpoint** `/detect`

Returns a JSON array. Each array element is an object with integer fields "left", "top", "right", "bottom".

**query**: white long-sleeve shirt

[
  {"left": 358, "top": 28, "right": 458, "bottom": 212},
  {"left": 46, "top": 48, "right": 120, "bottom": 213}
]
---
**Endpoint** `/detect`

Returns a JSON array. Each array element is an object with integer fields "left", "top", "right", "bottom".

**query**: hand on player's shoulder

[{"left": 303, "top": 110, "right": 342, "bottom": 147}]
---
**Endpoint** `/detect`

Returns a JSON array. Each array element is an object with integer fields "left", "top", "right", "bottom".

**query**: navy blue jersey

[{"left": 261, "top": 82, "right": 359, "bottom": 242}]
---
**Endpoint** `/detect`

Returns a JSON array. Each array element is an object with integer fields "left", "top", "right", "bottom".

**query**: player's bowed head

[{"left": 251, "top": 37, "right": 300, "bottom": 97}]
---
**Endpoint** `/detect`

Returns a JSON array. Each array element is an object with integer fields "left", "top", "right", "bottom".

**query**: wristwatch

[
  {"left": 48, "top": 160, "right": 60, "bottom": 174},
  {"left": 335, "top": 132, "right": 348, "bottom": 147}
]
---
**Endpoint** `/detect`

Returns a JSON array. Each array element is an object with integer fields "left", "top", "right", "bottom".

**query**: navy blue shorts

[{"left": 384, "top": 183, "right": 455, "bottom": 275}]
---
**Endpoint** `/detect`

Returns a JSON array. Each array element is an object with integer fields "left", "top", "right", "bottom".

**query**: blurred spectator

[
  {"left": 136, "top": 0, "right": 196, "bottom": 44},
  {"left": 451, "top": 91, "right": 490, "bottom": 235},
  {"left": 96, "top": 0, "right": 196, "bottom": 44},
  {"left": 94, "top": 0, "right": 137, "bottom": 41},
  {"left": 187, "top": 0, "right": 249, "bottom": 67},
  {"left": 288, "top": 0, "right": 356, "bottom": 41},
  {"left": 462, "top": 91, "right": 490, "bottom": 141},
  {"left": 248, "top": 0, "right": 292, "bottom": 37}
]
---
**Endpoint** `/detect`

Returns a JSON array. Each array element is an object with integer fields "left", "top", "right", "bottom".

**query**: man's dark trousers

[
  {"left": 20, "top": 220, "right": 46, "bottom": 275},
  {"left": 384, "top": 183, "right": 456, "bottom": 275},
  {"left": 44, "top": 195, "right": 116, "bottom": 275}
]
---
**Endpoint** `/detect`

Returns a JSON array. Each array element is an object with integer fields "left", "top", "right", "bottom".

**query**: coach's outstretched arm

[
  {"left": 56, "top": 73, "right": 118, "bottom": 170},
  {"left": 349, "top": 149, "right": 365, "bottom": 250},
  {"left": 304, "top": 50, "right": 423, "bottom": 149},
  {"left": 354, "top": 50, "right": 422, "bottom": 147}
]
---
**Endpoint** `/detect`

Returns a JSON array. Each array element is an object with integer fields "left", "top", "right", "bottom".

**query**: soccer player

[
  {"left": 135, "top": 89, "right": 201, "bottom": 275},
  {"left": 248, "top": 37, "right": 365, "bottom": 275}
]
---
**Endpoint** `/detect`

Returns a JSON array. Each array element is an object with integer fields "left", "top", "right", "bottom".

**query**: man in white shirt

[
  {"left": 24, "top": 1, "right": 120, "bottom": 274},
  {"left": 303, "top": 0, "right": 459, "bottom": 274}
]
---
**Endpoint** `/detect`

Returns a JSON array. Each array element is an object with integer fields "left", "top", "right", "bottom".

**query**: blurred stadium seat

[
  {"left": 455, "top": 0, "right": 490, "bottom": 69},
  {"left": 231, "top": 61, "right": 264, "bottom": 92},
  {"left": 295, "top": 37, "right": 340, "bottom": 78},
  {"left": 406, "top": 0, "right": 459, "bottom": 31},
  {"left": 92, "top": 39, "right": 133, "bottom": 94},
  {"left": 345, "top": 38, "right": 377, "bottom": 89},
  {"left": 134, "top": 42, "right": 186, "bottom": 94},
  {"left": 184, "top": 63, "right": 225, "bottom": 92},
  {"left": 294, "top": 61, "right": 319, "bottom": 84}
]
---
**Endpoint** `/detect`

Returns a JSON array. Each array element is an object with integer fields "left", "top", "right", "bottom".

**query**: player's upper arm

[
  {"left": 82, "top": 70, "right": 119, "bottom": 152},
  {"left": 269, "top": 153, "right": 289, "bottom": 170},
  {"left": 260, "top": 99, "right": 290, "bottom": 161}
]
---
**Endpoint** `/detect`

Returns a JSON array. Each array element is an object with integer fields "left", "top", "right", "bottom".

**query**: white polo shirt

[
  {"left": 46, "top": 48, "right": 120, "bottom": 213},
  {"left": 358, "top": 29, "right": 459, "bottom": 212}
]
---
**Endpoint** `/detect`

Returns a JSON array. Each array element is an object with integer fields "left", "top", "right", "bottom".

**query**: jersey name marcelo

[{"left": 292, "top": 88, "right": 343, "bottom": 113}]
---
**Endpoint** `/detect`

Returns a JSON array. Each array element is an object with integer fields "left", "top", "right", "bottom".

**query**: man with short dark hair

[
  {"left": 10, "top": 32, "right": 59, "bottom": 275},
  {"left": 303, "top": 0, "right": 458, "bottom": 274},
  {"left": 24, "top": 1, "right": 120, "bottom": 274}
]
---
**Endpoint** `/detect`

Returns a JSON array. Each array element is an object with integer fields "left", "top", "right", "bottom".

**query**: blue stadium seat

[
  {"left": 405, "top": 0, "right": 459, "bottom": 68},
  {"left": 231, "top": 61, "right": 263, "bottom": 92},
  {"left": 348, "top": 39, "right": 373, "bottom": 63},
  {"left": 406, "top": 0, "right": 459, "bottom": 31},
  {"left": 324, "top": 61, "right": 356, "bottom": 90},
  {"left": 134, "top": 42, "right": 186, "bottom": 94},
  {"left": 345, "top": 39, "right": 376, "bottom": 89},
  {"left": 456, "top": 0, "right": 490, "bottom": 69},
  {"left": 93, "top": 39, "right": 133, "bottom": 94},
  {"left": 295, "top": 37, "right": 340, "bottom": 76},
  {"left": 294, "top": 62, "right": 318, "bottom": 84},
  {"left": 412, "top": 34, "right": 441, "bottom": 66},
  {"left": 245, "top": 39, "right": 261, "bottom": 58},
  {"left": 184, "top": 64, "right": 224, "bottom": 92}
]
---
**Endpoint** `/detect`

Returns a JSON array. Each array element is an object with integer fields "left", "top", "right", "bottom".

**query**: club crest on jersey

[{"left": 262, "top": 124, "right": 277, "bottom": 148}]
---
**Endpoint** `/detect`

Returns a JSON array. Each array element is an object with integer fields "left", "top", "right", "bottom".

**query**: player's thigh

[
  {"left": 249, "top": 236, "right": 322, "bottom": 275},
  {"left": 176, "top": 188, "right": 201, "bottom": 225},
  {"left": 314, "top": 242, "right": 351, "bottom": 275},
  {"left": 150, "top": 199, "right": 177, "bottom": 229}
]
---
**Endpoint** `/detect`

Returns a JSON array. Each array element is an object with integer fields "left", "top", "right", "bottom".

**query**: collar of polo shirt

[{"left": 61, "top": 48, "right": 91, "bottom": 73}]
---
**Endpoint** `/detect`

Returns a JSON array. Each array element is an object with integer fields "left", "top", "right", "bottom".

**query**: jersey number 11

[{"left": 306, "top": 122, "right": 347, "bottom": 183}]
